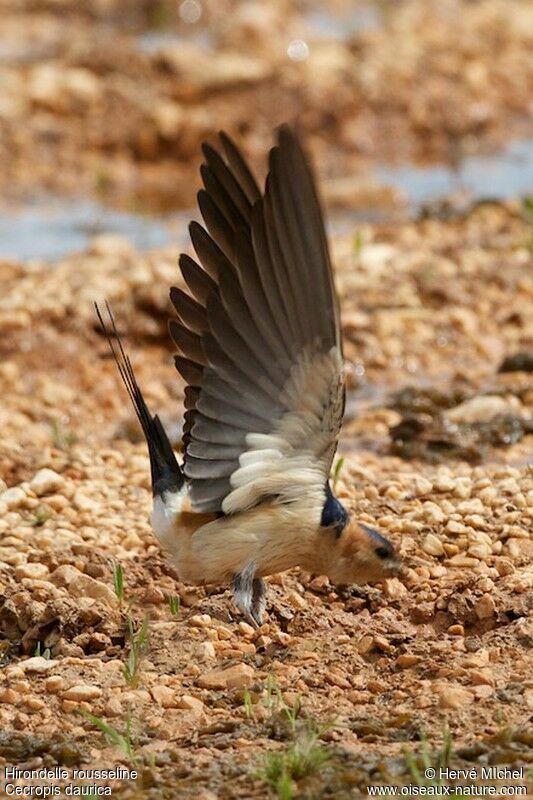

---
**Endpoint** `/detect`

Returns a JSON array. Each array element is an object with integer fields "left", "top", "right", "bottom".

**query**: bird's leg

[
  {"left": 232, "top": 563, "right": 265, "bottom": 628},
  {"left": 251, "top": 577, "right": 266, "bottom": 627}
]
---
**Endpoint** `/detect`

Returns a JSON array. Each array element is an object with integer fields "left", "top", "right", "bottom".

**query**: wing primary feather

[
  {"left": 197, "top": 189, "right": 235, "bottom": 260},
  {"left": 178, "top": 253, "right": 218, "bottom": 304},
  {"left": 174, "top": 355, "right": 204, "bottom": 386},
  {"left": 169, "top": 286, "right": 208, "bottom": 334},
  {"left": 168, "top": 319, "right": 207, "bottom": 365},
  {"left": 218, "top": 131, "right": 261, "bottom": 203},
  {"left": 201, "top": 142, "right": 252, "bottom": 220},
  {"left": 200, "top": 164, "right": 247, "bottom": 232}
]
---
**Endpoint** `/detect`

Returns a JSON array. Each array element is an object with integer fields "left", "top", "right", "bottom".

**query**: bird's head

[{"left": 322, "top": 520, "right": 402, "bottom": 586}]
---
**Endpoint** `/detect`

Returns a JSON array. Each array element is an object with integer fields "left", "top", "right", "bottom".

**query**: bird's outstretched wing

[{"left": 171, "top": 125, "right": 344, "bottom": 514}]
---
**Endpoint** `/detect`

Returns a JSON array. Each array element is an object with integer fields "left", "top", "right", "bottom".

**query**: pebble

[
  {"left": 188, "top": 614, "right": 212, "bottom": 628},
  {"left": 21, "top": 657, "right": 57, "bottom": 673},
  {"left": 356, "top": 635, "right": 375, "bottom": 655},
  {"left": 238, "top": 622, "right": 255, "bottom": 637},
  {"left": 0, "top": 689, "right": 19, "bottom": 704},
  {"left": 197, "top": 663, "right": 255, "bottom": 690},
  {"left": 0, "top": 486, "right": 27, "bottom": 510},
  {"left": 412, "top": 477, "right": 432, "bottom": 496},
  {"left": 30, "top": 469, "right": 65, "bottom": 497},
  {"left": 195, "top": 641, "right": 216, "bottom": 660},
  {"left": 44, "top": 676, "right": 64, "bottom": 693},
  {"left": 287, "top": 591, "right": 307, "bottom": 610},
  {"left": 150, "top": 686, "right": 176, "bottom": 708},
  {"left": 176, "top": 695, "right": 204, "bottom": 714},
  {"left": 437, "top": 683, "right": 474, "bottom": 709},
  {"left": 474, "top": 594, "right": 496, "bottom": 619},
  {"left": 447, "top": 624, "right": 465, "bottom": 636},
  {"left": 422, "top": 533, "right": 444, "bottom": 557},
  {"left": 396, "top": 654, "right": 421, "bottom": 668},
  {"left": 24, "top": 696, "right": 46, "bottom": 711},
  {"left": 15, "top": 563, "right": 50, "bottom": 580},
  {"left": 73, "top": 574, "right": 118, "bottom": 606},
  {"left": 62, "top": 684, "right": 103, "bottom": 702},
  {"left": 383, "top": 577, "right": 408, "bottom": 599}
]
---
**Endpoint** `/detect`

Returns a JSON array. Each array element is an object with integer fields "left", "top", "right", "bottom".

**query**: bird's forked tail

[{"left": 95, "top": 302, "right": 183, "bottom": 497}]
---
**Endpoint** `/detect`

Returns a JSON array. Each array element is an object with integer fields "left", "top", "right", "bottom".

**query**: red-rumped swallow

[{"left": 96, "top": 125, "right": 401, "bottom": 626}]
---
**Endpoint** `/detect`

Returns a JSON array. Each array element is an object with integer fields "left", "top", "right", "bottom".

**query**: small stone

[
  {"left": 383, "top": 577, "right": 408, "bottom": 600},
  {"left": 446, "top": 520, "right": 469, "bottom": 536},
  {"left": 468, "top": 669, "right": 495, "bottom": 687},
  {"left": 447, "top": 624, "right": 464, "bottom": 636},
  {"left": 197, "top": 663, "right": 255, "bottom": 690},
  {"left": 437, "top": 683, "right": 474, "bottom": 709},
  {"left": 150, "top": 686, "right": 176, "bottom": 708},
  {"left": 30, "top": 469, "right": 65, "bottom": 497},
  {"left": 75, "top": 574, "right": 117, "bottom": 606},
  {"left": 422, "top": 533, "right": 444, "bottom": 557},
  {"left": 356, "top": 635, "right": 375, "bottom": 655},
  {"left": 195, "top": 641, "right": 216, "bottom": 660},
  {"left": 374, "top": 635, "right": 393, "bottom": 652},
  {"left": 24, "top": 696, "right": 46, "bottom": 711},
  {"left": 105, "top": 697, "right": 123, "bottom": 717},
  {"left": 0, "top": 688, "right": 19, "bottom": 704},
  {"left": 446, "top": 554, "right": 480, "bottom": 568},
  {"left": 472, "top": 685, "right": 494, "bottom": 700},
  {"left": 45, "top": 676, "right": 64, "bottom": 693},
  {"left": 62, "top": 684, "right": 102, "bottom": 702},
  {"left": 0, "top": 486, "right": 27, "bottom": 510},
  {"left": 15, "top": 563, "right": 50, "bottom": 580},
  {"left": 176, "top": 695, "right": 204, "bottom": 714},
  {"left": 287, "top": 591, "right": 307, "bottom": 610},
  {"left": 188, "top": 614, "right": 212, "bottom": 628},
  {"left": 396, "top": 654, "right": 421, "bottom": 668},
  {"left": 412, "top": 477, "right": 432, "bottom": 496},
  {"left": 238, "top": 622, "right": 256, "bottom": 637},
  {"left": 474, "top": 594, "right": 496, "bottom": 619},
  {"left": 21, "top": 657, "right": 57, "bottom": 673}
]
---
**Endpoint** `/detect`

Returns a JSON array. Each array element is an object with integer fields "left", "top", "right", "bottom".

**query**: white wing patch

[{"left": 221, "top": 346, "right": 343, "bottom": 515}]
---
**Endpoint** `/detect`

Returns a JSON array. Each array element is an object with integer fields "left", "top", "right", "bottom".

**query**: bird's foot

[{"left": 233, "top": 565, "right": 266, "bottom": 628}]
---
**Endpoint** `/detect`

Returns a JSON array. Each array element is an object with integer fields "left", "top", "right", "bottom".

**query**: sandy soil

[{"left": 0, "top": 202, "right": 531, "bottom": 798}]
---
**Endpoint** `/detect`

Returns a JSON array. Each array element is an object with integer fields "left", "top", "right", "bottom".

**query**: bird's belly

[{"left": 186, "top": 504, "right": 320, "bottom": 584}]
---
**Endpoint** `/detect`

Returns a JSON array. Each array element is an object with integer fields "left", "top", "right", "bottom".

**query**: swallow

[{"left": 96, "top": 125, "right": 401, "bottom": 627}]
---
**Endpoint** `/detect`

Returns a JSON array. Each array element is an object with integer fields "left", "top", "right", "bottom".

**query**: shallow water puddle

[
  {"left": 136, "top": 28, "right": 214, "bottom": 54},
  {"left": 375, "top": 138, "right": 533, "bottom": 211},
  {"left": 0, "top": 198, "right": 190, "bottom": 262},
  {"left": 304, "top": 3, "right": 381, "bottom": 40}
]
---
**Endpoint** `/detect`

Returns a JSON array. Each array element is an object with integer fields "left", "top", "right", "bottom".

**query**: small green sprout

[
  {"left": 261, "top": 723, "right": 331, "bottom": 797},
  {"left": 113, "top": 563, "right": 125, "bottom": 605},
  {"left": 50, "top": 419, "right": 77, "bottom": 449},
  {"left": 243, "top": 687, "right": 254, "bottom": 720},
  {"left": 29, "top": 505, "right": 52, "bottom": 527},
  {"left": 123, "top": 615, "right": 150, "bottom": 688},
  {"left": 80, "top": 709, "right": 136, "bottom": 763},
  {"left": 169, "top": 595, "right": 181, "bottom": 616},
  {"left": 353, "top": 229, "right": 364, "bottom": 258},
  {"left": 403, "top": 729, "right": 468, "bottom": 795},
  {"left": 331, "top": 457, "right": 345, "bottom": 491},
  {"left": 33, "top": 641, "right": 51, "bottom": 660}
]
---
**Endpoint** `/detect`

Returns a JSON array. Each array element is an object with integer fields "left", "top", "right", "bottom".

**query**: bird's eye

[{"left": 375, "top": 546, "right": 391, "bottom": 560}]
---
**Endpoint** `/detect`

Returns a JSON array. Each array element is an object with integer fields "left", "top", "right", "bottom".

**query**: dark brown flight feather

[{"left": 171, "top": 126, "right": 344, "bottom": 513}]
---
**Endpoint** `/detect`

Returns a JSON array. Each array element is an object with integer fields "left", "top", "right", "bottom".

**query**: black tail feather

[{"left": 95, "top": 301, "right": 183, "bottom": 497}]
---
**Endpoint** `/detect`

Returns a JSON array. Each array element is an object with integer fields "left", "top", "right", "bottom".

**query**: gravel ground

[
  {"left": 0, "top": 202, "right": 531, "bottom": 798},
  {"left": 0, "top": 0, "right": 532, "bottom": 209}
]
